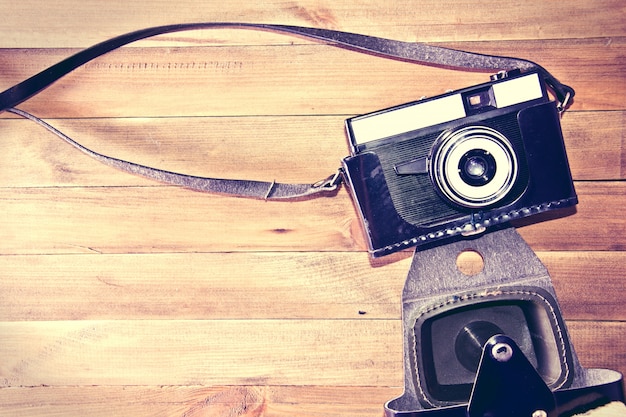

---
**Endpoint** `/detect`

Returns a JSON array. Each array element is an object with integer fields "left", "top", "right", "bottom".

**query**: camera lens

[
  {"left": 459, "top": 150, "right": 497, "bottom": 186},
  {"left": 430, "top": 126, "right": 518, "bottom": 208}
]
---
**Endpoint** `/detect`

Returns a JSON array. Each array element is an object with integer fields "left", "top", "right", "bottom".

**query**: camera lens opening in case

[
  {"left": 430, "top": 126, "right": 518, "bottom": 208},
  {"left": 412, "top": 289, "right": 572, "bottom": 407}
]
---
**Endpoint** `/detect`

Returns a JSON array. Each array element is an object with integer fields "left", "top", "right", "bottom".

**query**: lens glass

[{"left": 459, "top": 149, "right": 496, "bottom": 186}]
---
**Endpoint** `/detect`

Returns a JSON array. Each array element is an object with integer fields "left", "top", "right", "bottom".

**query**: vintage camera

[
  {"left": 385, "top": 227, "right": 624, "bottom": 416},
  {"left": 342, "top": 70, "right": 577, "bottom": 257}
]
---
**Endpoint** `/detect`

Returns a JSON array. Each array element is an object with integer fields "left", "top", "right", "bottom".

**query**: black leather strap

[
  {"left": 5, "top": 107, "right": 342, "bottom": 199},
  {"left": 0, "top": 23, "right": 574, "bottom": 199}
]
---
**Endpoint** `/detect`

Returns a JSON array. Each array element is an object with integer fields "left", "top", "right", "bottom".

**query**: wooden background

[{"left": 0, "top": 1, "right": 625, "bottom": 415}]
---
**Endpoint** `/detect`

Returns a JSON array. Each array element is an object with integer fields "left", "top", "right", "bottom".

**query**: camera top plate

[{"left": 346, "top": 70, "right": 548, "bottom": 154}]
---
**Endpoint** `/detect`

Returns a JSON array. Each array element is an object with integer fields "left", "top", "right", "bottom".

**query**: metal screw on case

[
  {"left": 461, "top": 226, "right": 487, "bottom": 237},
  {"left": 532, "top": 410, "right": 548, "bottom": 417},
  {"left": 491, "top": 342, "right": 513, "bottom": 362}
]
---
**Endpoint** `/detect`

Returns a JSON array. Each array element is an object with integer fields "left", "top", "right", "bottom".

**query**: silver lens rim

[{"left": 430, "top": 126, "right": 518, "bottom": 208}]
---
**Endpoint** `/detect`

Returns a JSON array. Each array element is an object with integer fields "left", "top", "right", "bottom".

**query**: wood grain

[
  {"left": 0, "top": 386, "right": 623, "bottom": 416},
  {"left": 1, "top": 38, "right": 625, "bottom": 116},
  {"left": 0, "top": 111, "right": 623, "bottom": 188},
  {"left": 0, "top": 385, "right": 403, "bottom": 417},
  {"left": 0, "top": 252, "right": 624, "bottom": 322},
  {"left": 1, "top": 0, "right": 624, "bottom": 48},
  {"left": 0, "top": 320, "right": 623, "bottom": 388},
  {"left": 0, "top": 182, "right": 622, "bottom": 254},
  {"left": 1, "top": 1, "right": 624, "bottom": 416}
]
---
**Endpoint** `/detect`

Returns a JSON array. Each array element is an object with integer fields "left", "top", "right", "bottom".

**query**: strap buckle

[
  {"left": 557, "top": 91, "right": 572, "bottom": 113},
  {"left": 313, "top": 168, "right": 344, "bottom": 192}
]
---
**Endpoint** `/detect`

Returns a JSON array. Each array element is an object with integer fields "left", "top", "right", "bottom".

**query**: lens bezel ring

[{"left": 430, "top": 126, "right": 518, "bottom": 208}]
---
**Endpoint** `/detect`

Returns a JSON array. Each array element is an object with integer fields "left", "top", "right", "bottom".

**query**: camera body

[{"left": 342, "top": 70, "right": 577, "bottom": 257}]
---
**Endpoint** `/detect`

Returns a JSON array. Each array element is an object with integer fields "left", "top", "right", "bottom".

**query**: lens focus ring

[{"left": 430, "top": 126, "right": 518, "bottom": 208}]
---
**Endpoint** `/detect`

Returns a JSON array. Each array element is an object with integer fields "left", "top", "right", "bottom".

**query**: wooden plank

[
  {"left": 0, "top": 251, "right": 624, "bottom": 322},
  {"left": 1, "top": 0, "right": 624, "bottom": 48},
  {"left": 0, "top": 111, "right": 623, "bottom": 190},
  {"left": 0, "top": 385, "right": 399, "bottom": 417},
  {"left": 0, "top": 319, "right": 404, "bottom": 388},
  {"left": 0, "top": 186, "right": 360, "bottom": 255},
  {"left": 562, "top": 111, "right": 625, "bottom": 181},
  {"left": 546, "top": 252, "right": 626, "bottom": 321},
  {"left": 568, "top": 321, "right": 626, "bottom": 378},
  {"left": 1, "top": 38, "right": 625, "bottom": 116},
  {"left": 514, "top": 181, "right": 626, "bottom": 251},
  {"left": 0, "top": 385, "right": 622, "bottom": 417},
  {"left": 0, "top": 182, "right": 623, "bottom": 254},
  {"left": 0, "top": 116, "right": 347, "bottom": 187},
  {"left": 0, "top": 252, "right": 406, "bottom": 321},
  {"left": 0, "top": 320, "right": 622, "bottom": 388}
]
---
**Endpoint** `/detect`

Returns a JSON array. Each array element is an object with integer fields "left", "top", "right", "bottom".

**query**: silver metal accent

[
  {"left": 313, "top": 169, "right": 343, "bottom": 191},
  {"left": 430, "top": 126, "right": 518, "bottom": 208},
  {"left": 492, "top": 73, "right": 543, "bottom": 107},
  {"left": 264, "top": 180, "right": 277, "bottom": 200},
  {"left": 348, "top": 73, "right": 544, "bottom": 146},
  {"left": 490, "top": 70, "right": 508, "bottom": 81},
  {"left": 349, "top": 93, "right": 466, "bottom": 145},
  {"left": 557, "top": 91, "right": 572, "bottom": 113},
  {"left": 461, "top": 225, "right": 487, "bottom": 237},
  {"left": 491, "top": 342, "right": 514, "bottom": 362}
]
